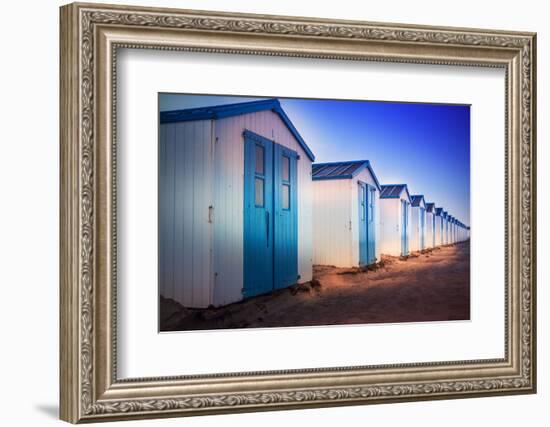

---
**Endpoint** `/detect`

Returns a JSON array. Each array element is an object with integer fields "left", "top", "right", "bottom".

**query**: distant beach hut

[
  {"left": 442, "top": 210, "right": 449, "bottom": 244},
  {"left": 452, "top": 217, "right": 458, "bottom": 243},
  {"left": 434, "top": 207, "right": 445, "bottom": 246},
  {"left": 379, "top": 184, "right": 412, "bottom": 256},
  {"left": 410, "top": 195, "right": 427, "bottom": 252},
  {"left": 311, "top": 160, "right": 381, "bottom": 268},
  {"left": 425, "top": 202, "right": 436, "bottom": 248},
  {"left": 449, "top": 215, "right": 455, "bottom": 244},
  {"left": 159, "top": 99, "right": 315, "bottom": 308}
]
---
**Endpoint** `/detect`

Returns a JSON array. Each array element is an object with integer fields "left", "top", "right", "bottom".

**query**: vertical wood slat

[{"left": 159, "top": 120, "right": 212, "bottom": 307}]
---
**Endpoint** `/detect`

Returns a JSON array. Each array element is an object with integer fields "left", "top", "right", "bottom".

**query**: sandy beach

[{"left": 160, "top": 241, "right": 470, "bottom": 331}]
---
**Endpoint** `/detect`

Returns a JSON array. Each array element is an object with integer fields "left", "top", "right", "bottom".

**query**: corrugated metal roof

[
  {"left": 312, "top": 160, "right": 381, "bottom": 190},
  {"left": 159, "top": 99, "right": 315, "bottom": 161},
  {"left": 380, "top": 184, "right": 410, "bottom": 201},
  {"left": 411, "top": 195, "right": 425, "bottom": 207}
]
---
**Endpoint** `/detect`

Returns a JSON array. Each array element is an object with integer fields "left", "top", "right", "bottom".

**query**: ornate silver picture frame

[{"left": 60, "top": 2, "right": 536, "bottom": 423}]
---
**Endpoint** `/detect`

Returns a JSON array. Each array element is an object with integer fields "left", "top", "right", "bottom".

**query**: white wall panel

[
  {"left": 379, "top": 198, "right": 400, "bottom": 256},
  {"left": 159, "top": 120, "right": 213, "bottom": 308},
  {"left": 425, "top": 211, "right": 435, "bottom": 248},
  {"left": 312, "top": 179, "right": 352, "bottom": 267},
  {"left": 435, "top": 215, "right": 443, "bottom": 246},
  {"left": 379, "top": 192, "right": 411, "bottom": 257},
  {"left": 410, "top": 204, "right": 426, "bottom": 252}
]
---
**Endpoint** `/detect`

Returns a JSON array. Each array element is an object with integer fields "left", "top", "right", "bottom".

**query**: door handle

[
  {"left": 208, "top": 205, "right": 214, "bottom": 223},
  {"left": 266, "top": 211, "right": 270, "bottom": 247}
]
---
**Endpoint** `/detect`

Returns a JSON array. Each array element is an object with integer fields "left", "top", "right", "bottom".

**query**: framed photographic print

[{"left": 60, "top": 2, "right": 537, "bottom": 423}]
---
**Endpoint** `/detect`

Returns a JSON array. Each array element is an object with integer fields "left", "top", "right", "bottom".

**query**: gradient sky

[{"left": 160, "top": 94, "right": 470, "bottom": 226}]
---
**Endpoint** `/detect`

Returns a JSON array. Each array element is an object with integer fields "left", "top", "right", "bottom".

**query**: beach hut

[
  {"left": 410, "top": 195, "right": 427, "bottom": 252},
  {"left": 379, "top": 184, "right": 412, "bottom": 256},
  {"left": 159, "top": 99, "right": 315, "bottom": 308},
  {"left": 452, "top": 217, "right": 457, "bottom": 243},
  {"left": 452, "top": 218, "right": 458, "bottom": 243},
  {"left": 425, "top": 203, "right": 436, "bottom": 248},
  {"left": 438, "top": 210, "right": 444, "bottom": 244},
  {"left": 442, "top": 210, "right": 449, "bottom": 244},
  {"left": 311, "top": 160, "right": 381, "bottom": 268},
  {"left": 448, "top": 215, "right": 455, "bottom": 244}
]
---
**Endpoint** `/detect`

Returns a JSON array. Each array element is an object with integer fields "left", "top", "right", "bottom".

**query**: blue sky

[{"left": 160, "top": 94, "right": 470, "bottom": 226}]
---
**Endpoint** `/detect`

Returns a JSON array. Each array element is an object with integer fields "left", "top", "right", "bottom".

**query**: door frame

[{"left": 243, "top": 129, "right": 299, "bottom": 297}]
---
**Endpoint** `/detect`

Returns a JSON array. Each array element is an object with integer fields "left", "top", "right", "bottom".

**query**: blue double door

[
  {"left": 358, "top": 182, "right": 376, "bottom": 266},
  {"left": 243, "top": 130, "right": 298, "bottom": 298}
]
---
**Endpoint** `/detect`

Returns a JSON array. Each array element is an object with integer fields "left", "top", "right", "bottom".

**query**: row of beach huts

[{"left": 159, "top": 99, "right": 470, "bottom": 308}]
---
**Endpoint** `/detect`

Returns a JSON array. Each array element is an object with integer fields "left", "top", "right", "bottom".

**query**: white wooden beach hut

[
  {"left": 448, "top": 215, "right": 455, "bottom": 243},
  {"left": 425, "top": 202, "right": 436, "bottom": 248},
  {"left": 457, "top": 221, "right": 464, "bottom": 241},
  {"left": 442, "top": 210, "right": 449, "bottom": 244},
  {"left": 311, "top": 160, "right": 381, "bottom": 268},
  {"left": 453, "top": 218, "right": 458, "bottom": 243},
  {"left": 410, "top": 195, "right": 427, "bottom": 252},
  {"left": 159, "top": 99, "right": 315, "bottom": 308},
  {"left": 463, "top": 222, "right": 470, "bottom": 241},
  {"left": 379, "top": 184, "right": 412, "bottom": 256},
  {"left": 434, "top": 207, "right": 445, "bottom": 246}
]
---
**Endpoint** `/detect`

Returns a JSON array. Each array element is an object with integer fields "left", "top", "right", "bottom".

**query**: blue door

[
  {"left": 401, "top": 200, "right": 409, "bottom": 256},
  {"left": 273, "top": 144, "right": 298, "bottom": 289},
  {"left": 358, "top": 183, "right": 368, "bottom": 265},
  {"left": 359, "top": 183, "right": 376, "bottom": 265},
  {"left": 243, "top": 130, "right": 298, "bottom": 297},
  {"left": 243, "top": 131, "right": 274, "bottom": 297}
]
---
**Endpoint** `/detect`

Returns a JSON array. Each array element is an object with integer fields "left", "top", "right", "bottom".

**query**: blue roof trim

[
  {"left": 312, "top": 160, "right": 381, "bottom": 190},
  {"left": 435, "top": 207, "right": 444, "bottom": 215},
  {"left": 425, "top": 202, "right": 435, "bottom": 213},
  {"left": 160, "top": 99, "right": 315, "bottom": 162},
  {"left": 312, "top": 174, "right": 355, "bottom": 181},
  {"left": 410, "top": 195, "right": 426, "bottom": 208},
  {"left": 380, "top": 184, "right": 411, "bottom": 203}
]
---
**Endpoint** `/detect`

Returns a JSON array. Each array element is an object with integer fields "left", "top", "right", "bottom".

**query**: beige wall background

[{"left": 0, "top": 0, "right": 545, "bottom": 426}]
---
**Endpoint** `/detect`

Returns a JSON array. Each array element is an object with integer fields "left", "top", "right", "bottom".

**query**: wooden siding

[
  {"left": 159, "top": 120, "right": 214, "bottom": 308},
  {"left": 312, "top": 166, "right": 380, "bottom": 268},
  {"left": 435, "top": 215, "right": 444, "bottom": 246},
  {"left": 312, "top": 179, "right": 353, "bottom": 267},
  {"left": 379, "top": 193, "right": 411, "bottom": 257},
  {"left": 410, "top": 206, "right": 426, "bottom": 252},
  {"left": 425, "top": 211, "right": 436, "bottom": 248},
  {"left": 212, "top": 110, "right": 313, "bottom": 307}
]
